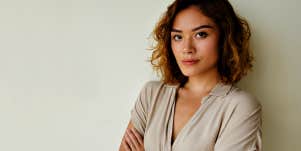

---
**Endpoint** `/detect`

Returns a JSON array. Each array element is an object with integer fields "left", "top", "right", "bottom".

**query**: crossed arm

[{"left": 119, "top": 121, "right": 145, "bottom": 151}]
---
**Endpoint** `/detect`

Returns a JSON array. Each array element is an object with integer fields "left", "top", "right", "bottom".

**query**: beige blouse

[{"left": 130, "top": 80, "right": 262, "bottom": 151}]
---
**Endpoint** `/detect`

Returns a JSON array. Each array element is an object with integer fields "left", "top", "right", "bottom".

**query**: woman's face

[{"left": 171, "top": 5, "right": 220, "bottom": 77}]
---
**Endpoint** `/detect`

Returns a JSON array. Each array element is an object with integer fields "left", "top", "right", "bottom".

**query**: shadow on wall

[{"left": 237, "top": 26, "right": 300, "bottom": 151}]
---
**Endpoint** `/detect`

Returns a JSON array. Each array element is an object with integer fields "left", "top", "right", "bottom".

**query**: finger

[
  {"left": 122, "top": 138, "right": 131, "bottom": 151},
  {"left": 130, "top": 128, "right": 143, "bottom": 145},
  {"left": 125, "top": 130, "right": 136, "bottom": 150},
  {"left": 127, "top": 129, "right": 140, "bottom": 150}
]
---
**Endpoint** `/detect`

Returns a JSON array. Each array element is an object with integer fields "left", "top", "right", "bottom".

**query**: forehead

[{"left": 172, "top": 5, "right": 217, "bottom": 30}]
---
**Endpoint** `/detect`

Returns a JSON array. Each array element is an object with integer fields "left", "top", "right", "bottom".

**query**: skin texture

[
  {"left": 170, "top": 5, "right": 222, "bottom": 144},
  {"left": 119, "top": 5, "right": 221, "bottom": 150},
  {"left": 170, "top": 5, "right": 221, "bottom": 86}
]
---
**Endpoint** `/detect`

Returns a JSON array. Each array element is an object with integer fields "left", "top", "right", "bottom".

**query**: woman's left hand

[{"left": 124, "top": 127, "right": 145, "bottom": 151}]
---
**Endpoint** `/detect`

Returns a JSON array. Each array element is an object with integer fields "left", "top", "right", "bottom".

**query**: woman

[{"left": 119, "top": 0, "right": 262, "bottom": 150}]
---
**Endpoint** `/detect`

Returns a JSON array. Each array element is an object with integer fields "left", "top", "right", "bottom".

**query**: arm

[
  {"left": 119, "top": 121, "right": 134, "bottom": 151},
  {"left": 119, "top": 81, "right": 155, "bottom": 151},
  {"left": 119, "top": 121, "right": 144, "bottom": 151}
]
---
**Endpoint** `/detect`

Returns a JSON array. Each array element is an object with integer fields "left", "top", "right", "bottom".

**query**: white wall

[
  {"left": 233, "top": 0, "right": 301, "bottom": 151},
  {"left": 0, "top": 0, "right": 300, "bottom": 151}
]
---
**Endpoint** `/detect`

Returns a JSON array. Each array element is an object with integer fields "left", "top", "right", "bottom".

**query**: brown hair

[{"left": 148, "top": 0, "right": 253, "bottom": 85}]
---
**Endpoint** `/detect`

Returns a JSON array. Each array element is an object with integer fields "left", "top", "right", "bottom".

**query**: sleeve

[
  {"left": 130, "top": 81, "right": 154, "bottom": 136},
  {"left": 214, "top": 91, "right": 263, "bottom": 151}
]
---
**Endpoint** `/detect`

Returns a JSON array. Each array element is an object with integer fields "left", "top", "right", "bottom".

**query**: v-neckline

[{"left": 168, "top": 84, "right": 212, "bottom": 150}]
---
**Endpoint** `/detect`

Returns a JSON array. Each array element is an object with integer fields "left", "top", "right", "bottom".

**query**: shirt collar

[
  {"left": 170, "top": 81, "right": 233, "bottom": 97},
  {"left": 208, "top": 81, "right": 233, "bottom": 97}
]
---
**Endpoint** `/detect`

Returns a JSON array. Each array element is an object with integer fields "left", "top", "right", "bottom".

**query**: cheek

[
  {"left": 195, "top": 39, "right": 219, "bottom": 58},
  {"left": 171, "top": 43, "right": 181, "bottom": 59}
]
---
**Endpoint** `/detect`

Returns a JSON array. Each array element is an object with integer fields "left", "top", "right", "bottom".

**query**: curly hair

[{"left": 148, "top": 0, "right": 253, "bottom": 85}]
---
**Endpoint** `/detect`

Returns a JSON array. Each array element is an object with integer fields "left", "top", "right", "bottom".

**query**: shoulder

[
  {"left": 142, "top": 80, "right": 163, "bottom": 89},
  {"left": 224, "top": 85, "right": 262, "bottom": 115},
  {"left": 139, "top": 80, "right": 177, "bottom": 100},
  {"left": 138, "top": 80, "right": 164, "bottom": 98},
  {"left": 140, "top": 80, "right": 163, "bottom": 93},
  {"left": 134, "top": 80, "right": 172, "bottom": 114},
  {"left": 141, "top": 80, "right": 176, "bottom": 91}
]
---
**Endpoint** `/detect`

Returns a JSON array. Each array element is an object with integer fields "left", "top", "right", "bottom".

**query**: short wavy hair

[{"left": 148, "top": 0, "right": 253, "bottom": 85}]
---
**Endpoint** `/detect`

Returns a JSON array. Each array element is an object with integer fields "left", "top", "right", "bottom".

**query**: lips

[{"left": 182, "top": 59, "right": 199, "bottom": 65}]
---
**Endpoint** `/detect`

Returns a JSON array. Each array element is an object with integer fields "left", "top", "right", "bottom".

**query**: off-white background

[{"left": 0, "top": 0, "right": 300, "bottom": 151}]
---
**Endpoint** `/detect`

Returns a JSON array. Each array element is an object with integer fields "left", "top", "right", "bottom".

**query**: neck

[{"left": 183, "top": 68, "right": 221, "bottom": 94}]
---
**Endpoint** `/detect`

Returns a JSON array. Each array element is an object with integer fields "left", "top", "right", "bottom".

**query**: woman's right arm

[
  {"left": 119, "top": 121, "right": 145, "bottom": 151},
  {"left": 120, "top": 81, "right": 157, "bottom": 150},
  {"left": 119, "top": 121, "right": 134, "bottom": 151}
]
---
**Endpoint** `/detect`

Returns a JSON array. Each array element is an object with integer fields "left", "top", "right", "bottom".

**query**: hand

[{"left": 122, "top": 127, "right": 145, "bottom": 151}]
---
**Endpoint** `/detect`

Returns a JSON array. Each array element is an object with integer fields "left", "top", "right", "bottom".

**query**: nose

[{"left": 182, "top": 37, "right": 195, "bottom": 55}]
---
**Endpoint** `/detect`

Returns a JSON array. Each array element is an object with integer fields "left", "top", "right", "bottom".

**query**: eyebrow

[{"left": 171, "top": 24, "right": 214, "bottom": 32}]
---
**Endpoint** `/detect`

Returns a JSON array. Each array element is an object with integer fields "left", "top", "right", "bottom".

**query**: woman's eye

[
  {"left": 172, "top": 35, "right": 182, "bottom": 41},
  {"left": 196, "top": 32, "right": 208, "bottom": 38}
]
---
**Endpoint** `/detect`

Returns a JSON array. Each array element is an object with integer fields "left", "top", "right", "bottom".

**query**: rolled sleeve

[{"left": 130, "top": 81, "right": 153, "bottom": 136}]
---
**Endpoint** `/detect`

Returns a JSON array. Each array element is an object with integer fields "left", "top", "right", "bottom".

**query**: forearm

[{"left": 119, "top": 141, "right": 126, "bottom": 151}]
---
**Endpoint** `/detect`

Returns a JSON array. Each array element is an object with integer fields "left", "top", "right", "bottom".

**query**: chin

[
  {"left": 181, "top": 67, "right": 213, "bottom": 77},
  {"left": 181, "top": 69, "right": 202, "bottom": 77},
  {"left": 179, "top": 64, "right": 218, "bottom": 77}
]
